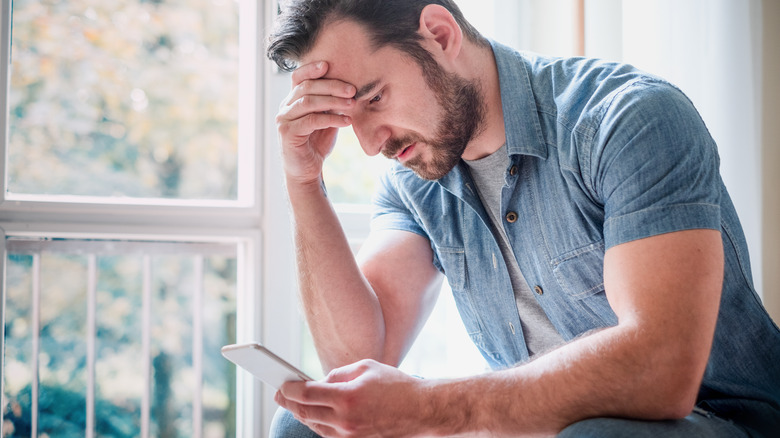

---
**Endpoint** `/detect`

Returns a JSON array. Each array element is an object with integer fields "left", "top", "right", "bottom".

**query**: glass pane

[
  {"left": 399, "top": 284, "right": 486, "bottom": 378},
  {"left": 149, "top": 254, "right": 194, "bottom": 437},
  {"left": 2, "top": 239, "right": 238, "bottom": 438},
  {"left": 95, "top": 255, "right": 144, "bottom": 437},
  {"left": 8, "top": 0, "right": 240, "bottom": 200},
  {"left": 2, "top": 254, "right": 34, "bottom": 437},
  {"left": 37, "top": 253, "right": 89, "bottom": 437},
  {"left": 201, "top": 256, "right": 237, "bottom": 438},
  {"left": 321, "top": 127, "right": 391, "bottom": 205}
]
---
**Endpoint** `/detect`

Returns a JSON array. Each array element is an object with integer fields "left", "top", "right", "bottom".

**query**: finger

[
  {"left": 289, "top": 77, "right": 357, "bottom": 102},
  {"left": 325, "top": 359, "right": 375, "bottom": 383},
  {"left": 276, "top": 387, "right": 342, "bottom": 437},
  {"left": 278, "top": 112, "right": 351, "bottom": 141},
  {"left": 279, "top": 380, "right": 339, "bottom": 404},
  {"left": 276, "top": 392, "right": 342, "bottom": 426},
  {"left": 308, "top": 423, "right": 339, "bottom": 438},
  {"left": 291, "top": 61, "right": 330, "bottom": 87},
  {"left": 280, "top": 94, "right": 355, "bottom": 123}
]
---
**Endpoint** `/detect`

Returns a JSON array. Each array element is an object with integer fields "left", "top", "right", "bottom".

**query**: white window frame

[{"left": 0, "top": 0, "right": 301, "bottom": 436}]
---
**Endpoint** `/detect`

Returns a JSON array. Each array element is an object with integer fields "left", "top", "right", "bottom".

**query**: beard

[{"left": 381, "top": 60, "right": 486, "bottom": 181}]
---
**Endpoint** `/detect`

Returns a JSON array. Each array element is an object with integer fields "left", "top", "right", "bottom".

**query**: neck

[{"left": 459, "top": 41, "right": 506, "bottom": 161}]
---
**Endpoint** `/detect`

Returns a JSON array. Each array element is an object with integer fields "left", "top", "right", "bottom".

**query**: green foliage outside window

[
  {"left": 8, "top": 0, "right": 239, "bottom": 199},
  {"left": 3, "top": 248, "right": 238, "bottom": 437}
]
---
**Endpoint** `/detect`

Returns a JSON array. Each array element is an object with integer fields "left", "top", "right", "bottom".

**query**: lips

[{"left": 396, "top": 143, "right": 415, "bottom": 162}]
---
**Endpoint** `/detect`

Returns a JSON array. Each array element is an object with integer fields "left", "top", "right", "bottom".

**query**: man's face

[
  {"left": 301, "top": 20, "right": 485, "bottom": 180},
  {"left": 380, "top": 55, "right": 485, "bottom": 180}
]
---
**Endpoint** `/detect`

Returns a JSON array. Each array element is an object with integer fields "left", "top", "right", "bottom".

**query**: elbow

[
  {"left": 633, "top": 380, "right": 699, "bottom": 420},
  {"left": 658, "top": 386, "right": 699, "bottom": 420},
  {"left": 645, "top": 361, "right": 704, "bottom": 420},
  {"left": 630, "top": 334, "right": 708, "bottom": 419},
  {"left": 622, "top": 319, "right": 714, "bottom": 419}
]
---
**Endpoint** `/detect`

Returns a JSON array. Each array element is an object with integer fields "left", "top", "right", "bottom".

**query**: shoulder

[{"left": 376, "top": 163, "right": 445, "bottom": 204}]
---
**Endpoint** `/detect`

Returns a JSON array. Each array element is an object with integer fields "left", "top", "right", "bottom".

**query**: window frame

[{"left": 0, "top": 0, "right": 301, "bottom": 436}]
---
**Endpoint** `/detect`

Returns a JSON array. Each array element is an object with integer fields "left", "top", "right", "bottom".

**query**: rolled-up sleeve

[{"left": 592, "top": 80, "right": 722, "bottom": 250}]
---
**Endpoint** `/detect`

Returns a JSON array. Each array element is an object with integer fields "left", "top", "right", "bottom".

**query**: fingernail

[{"left": 316, "top": 61, "right": 324, "bottom": 69}]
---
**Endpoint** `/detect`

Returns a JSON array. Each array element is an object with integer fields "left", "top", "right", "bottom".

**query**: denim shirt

[{"left": 372, "top": 41, "right": 780, "bottom": 430}]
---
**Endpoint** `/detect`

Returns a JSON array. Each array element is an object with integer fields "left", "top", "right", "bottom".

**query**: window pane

[
  {"left": 95, "top": 254, "right": 144, "bottom": 437},
  {"left": 2, "top": 239, "right": 238, "bottom": 437},
  {"left": 8, "top": 0, "right": 240, "bottom": 200},
  {"left": 321, "top": 127, "right": 391, "bottom": 205},
  {"left": 201, "top": 257, "right": 237, "bottom": 438},
  {"left": 2, "top": 254, "right": 35, "bottom": 437},
  {"left": 149, "top": 254, "right": 195, "bottom": 437},
  {"left": 38, "top": 253, "right": 89, "bottom": 437}
]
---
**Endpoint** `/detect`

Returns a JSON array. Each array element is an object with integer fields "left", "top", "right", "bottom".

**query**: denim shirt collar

[
  {"left": 492, "top": 40, "right": 548, "bottom": 160},
  {"left": 437, "top": 40, "right": 547, "bottom": 198}
]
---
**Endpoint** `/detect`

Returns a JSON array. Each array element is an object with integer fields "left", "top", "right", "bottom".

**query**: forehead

[{"left": 300, "top": 19, "right": 410, "bottom": 85}]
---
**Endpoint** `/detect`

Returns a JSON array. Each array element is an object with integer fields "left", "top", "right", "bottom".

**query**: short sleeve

[
  {"left": 592, "top": 80, "right": 722, "bottom": 249},
  {"left": 370, "top": 169, "right": 428, "bottom": 238}
]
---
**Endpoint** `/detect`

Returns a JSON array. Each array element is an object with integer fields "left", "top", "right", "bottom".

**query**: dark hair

[{"left": 267, "top": 0, "right": 488, "bottom": 72}]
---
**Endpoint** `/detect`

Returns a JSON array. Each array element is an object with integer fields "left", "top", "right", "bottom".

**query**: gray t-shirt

[{"left": 464, "top": 144, "right": 564, "bottom": 357}]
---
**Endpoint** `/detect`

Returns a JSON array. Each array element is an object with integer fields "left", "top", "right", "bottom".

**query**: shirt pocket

[
  {"left": 550, "top": 240, "right": 618, "bottom": 329},
  {"left": 435, "top": 245, "right": 500, "bottom": 358}
]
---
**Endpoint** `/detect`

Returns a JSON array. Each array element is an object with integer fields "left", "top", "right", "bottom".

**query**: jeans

[
  {"left": 269, "top": 407, "right": 755, "bottom": 437},
  {"left": 270, "top": 408, "right": 322, "bottom": 438}
]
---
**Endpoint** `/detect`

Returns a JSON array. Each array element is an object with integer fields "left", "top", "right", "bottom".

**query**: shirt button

[
  {"left": 509, "top": 165, "right": 518, "bottom": 176},
  {"left": 506, "top": 211, "right": 518, "bottom": 223},
  {"left": 534, "top": 285, "right": 544, "bottom": 295}
]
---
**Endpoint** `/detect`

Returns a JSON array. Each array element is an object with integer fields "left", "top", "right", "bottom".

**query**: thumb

[{"left": 324, "top": 359, "right": 377, "bottom": 383}]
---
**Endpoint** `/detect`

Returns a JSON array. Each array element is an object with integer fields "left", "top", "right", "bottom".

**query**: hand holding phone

[{"left": 221, "top": 343, "right": 312, "bottom": 389}]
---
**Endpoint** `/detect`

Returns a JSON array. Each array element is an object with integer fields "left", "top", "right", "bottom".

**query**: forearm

[
  {"left": 420, "top": 230, "right": 722, "bottom": 436},
  {"left": 287, "top": 176, "right": 385, "bottom": 371},
  {"left": 426, "top": 324, "right": 705, "bottom": 437}
]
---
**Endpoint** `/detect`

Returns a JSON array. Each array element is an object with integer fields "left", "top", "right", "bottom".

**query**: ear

[{"left": 418, "top": 4, "right": 463, "bottom": 63}]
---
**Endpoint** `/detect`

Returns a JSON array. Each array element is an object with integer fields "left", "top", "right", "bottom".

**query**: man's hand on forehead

[
  {"left": 292, "top": 61, "right": 357, "bottom": 101},
  {"left": 275, "top": 60, "right": 356, "bottom": 186},
  {"left": 283, "top": 60, "right": 356, "bottom": 125}
]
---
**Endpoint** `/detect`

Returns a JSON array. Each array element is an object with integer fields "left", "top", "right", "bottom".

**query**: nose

[{"left": 350, "top": 113, "right": 391, "bottom": 157}]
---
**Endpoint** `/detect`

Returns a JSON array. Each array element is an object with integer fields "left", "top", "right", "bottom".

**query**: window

[
  {"left": 3, "top": 238, "right": 238, "bottom": 437},
  {"left": 7, "top": 0, "right": 244, "bottom": 202},
  {"left": 0, "top": 0, "right": 282, "bottom": 436}
]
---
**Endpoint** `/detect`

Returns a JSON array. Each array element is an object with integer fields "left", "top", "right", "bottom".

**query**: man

[{"left": 267, "top": 0, "right": 780, "bottom": 436}]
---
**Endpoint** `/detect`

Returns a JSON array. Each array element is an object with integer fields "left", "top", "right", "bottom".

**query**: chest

[{"left": 413, "top": 150, "right": 619, "bottom": 366}]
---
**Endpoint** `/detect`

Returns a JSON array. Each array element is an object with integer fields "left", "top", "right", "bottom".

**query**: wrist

[
  {"left": 418, "top": 378, "right": 481, "bottom": 437},
  {"left": 285, "top": 173, "right": 327, "bottom": 198}
]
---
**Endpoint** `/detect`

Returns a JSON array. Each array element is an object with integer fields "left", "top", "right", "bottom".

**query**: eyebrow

[{"left": 353, "top": 80, "right": 380, "bottom": 100}]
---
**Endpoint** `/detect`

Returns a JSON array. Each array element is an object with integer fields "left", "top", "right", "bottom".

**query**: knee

[
  {"left": 269, "top": 407, "right": 320, "bottom": 438},
  {"left": 557, "top": 418, "right": 629, "bottom": 438}
]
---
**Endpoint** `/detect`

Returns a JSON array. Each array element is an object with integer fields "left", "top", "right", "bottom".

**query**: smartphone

[{"left": 221, "top": 342, "right": 313, "bottom": 389}]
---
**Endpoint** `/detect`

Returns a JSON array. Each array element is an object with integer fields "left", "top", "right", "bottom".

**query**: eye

[{"left": 369, "top": 92, "right": 383, "bottom": 104}]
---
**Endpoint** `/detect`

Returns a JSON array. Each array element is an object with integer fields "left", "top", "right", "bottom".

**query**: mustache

[{"left": 382, "top": 135, "right": 421, "bottom": 159}]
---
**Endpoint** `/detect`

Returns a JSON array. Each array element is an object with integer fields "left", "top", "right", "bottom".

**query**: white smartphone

[{"left": 221, "top": 342, "right": 313, "bottom": 389}]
